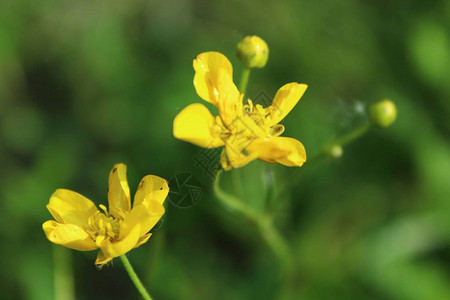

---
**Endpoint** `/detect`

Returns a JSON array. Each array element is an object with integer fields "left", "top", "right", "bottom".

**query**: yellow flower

[
  {"left": 42, "top": 163, "right": 168, "bottom": 266},
  {"left": 173, "top": 51, "right": 308, "bottom": 170}
]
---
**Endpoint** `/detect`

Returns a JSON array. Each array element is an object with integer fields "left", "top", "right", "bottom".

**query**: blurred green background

[{"left": 1, "top": 0, "right": 450, "bottom": 299}]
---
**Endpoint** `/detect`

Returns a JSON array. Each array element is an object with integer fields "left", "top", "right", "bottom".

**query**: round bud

[
  {"left": 369, "top": 100, "right": 397, "bottom": 128},
  {"left": 236, "top": 36, "right": 269, "bottom": 68},
  {"left": 328, "top": 144, "right": 343, "bottom": 159},
  {"left": 324, "top": 144, "right": 343, "bottom": 160}
]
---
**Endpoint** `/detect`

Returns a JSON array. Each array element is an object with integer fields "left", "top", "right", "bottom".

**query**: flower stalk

[
  {"left": 213, "top": 170, "right": 292, "bottom": 275},
  {"left": 239, "top": 67, "right": 251, "bottom": 96},
  {"left": 120, "top": 255, "right": 153, "bottom": 300},
  {"left": 213, "top": 170, "right": 259, "bottom": 221},
  {"left": 53, "top": 246, "right": 75, "bottom": 300},
  {"left": 331, "top": 122, "right": 371, "bottom": 147},
  {"left": 255, "top": 216, "right": 292, "bottom": 274}
]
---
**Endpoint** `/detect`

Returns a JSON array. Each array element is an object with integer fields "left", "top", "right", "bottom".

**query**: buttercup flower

[
  {"left": 42, "top": 163, "right": 168, "bottom": 266},
  {"left": 173, "top": 51, "right": 308, "bottom": 170}
]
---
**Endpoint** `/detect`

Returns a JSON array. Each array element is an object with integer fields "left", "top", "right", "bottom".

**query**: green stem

[
  {"left": 230, "top": 169, "right": 244, "bottom": 198},
  {"left": 239, "top": 67, "right": 251, "bottom": 95},
  {"left": 256, "top": 216, "right": 292, "bottom": 274},
  {"left": 264, "top": 164, "right": 276, "bottom": 211},
  {"left": 213, "top": 170, "right": 291, "bottom": 274},
  {"left": 120, "top": 255, "right": 153, "bottom": 300},
  {"left": 332, "top": 122, "right": 371, "bottom": 147},
  {"left": 53, "top": 246, "right": 75, "bottom": 300},
  {"left": 213, "top": 169, "right": 259, "bottom": 221}
]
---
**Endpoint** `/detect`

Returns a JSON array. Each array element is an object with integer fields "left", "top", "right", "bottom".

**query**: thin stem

[
  {"left": 53, "top": 246, "right": 75, "bottom": 300},
  {"left": 213, "top": 170, "right": 291, "bottom": 274},
  {"left": 333, "top": 122, "right": 371, "bottom": 147},
  {"left": 239, "top": 67, "right": 251, "bottom": 95},
  {"left": 213, "top": 169, "right": 259, "bottom": 221},
  {"left": 256, "top": 216, "right": 292, "bottom": 274},
  {"left": 120, "top": 255, "right": 153, "bottom": 300},
  {"left": 264, "top": 164, "right": 276, "bottom": 211},
  {"left": 230, "top": 169, "right": 244, "bottom": 198}
]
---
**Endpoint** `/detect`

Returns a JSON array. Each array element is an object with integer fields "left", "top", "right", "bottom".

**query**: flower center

[
  {"left": 243, "top": 100, "right": 269, "bottom": 128},
  {"left": 214, "top": 99, "right": 284, "bottom": 158},
  {"left": 223, "top": 100, "right": 272, "bottom": 139},
  {"left": 86, "top": 210, "right": 121, "bottom": 243}
]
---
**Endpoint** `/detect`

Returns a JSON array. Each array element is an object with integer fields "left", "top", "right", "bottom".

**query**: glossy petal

[
  {"left": 193, "top": 52, "right": 236, "bottom": 105},
  {"left": 215, "top": 72, "right": 241, "bottom": 125},
  {"left": 43, "top": 221, "right": 97, "bottom": 251},
  {"left": 134, "top": 175, "right": 169, "bottom": 207},
  {"left": 246, "top": 136, "right": 307, "bottom": 167},
  {"left": 267, "top": 83, "right": 308, "bottom": 125},
  {"left": 47, "top": 189, "right": 99, "bottom": 227},
  {"left": 193, "top": 52, "right": 240, "bottom": 125},
  {"left": 95, "top": 225, "right": 141, "bottom": 266},
  {"left": 120, "top": 202, "right": 164, "bottom": 239},
  {"left": 173, "top": 103, "right": 225, "bottom": 148},
  {"left": 108, "top": 163, "right": 131, "bottom": 220}
]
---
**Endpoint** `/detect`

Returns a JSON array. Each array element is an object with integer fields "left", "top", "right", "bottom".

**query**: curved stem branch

[
  {"left": 256, "top": 216, "right": 292, "bottom": 274},
  {"left": 333, "top": 122, "right": 371, "bottom": 147},
  {"left": 213, "top": 169, "right": 259, "bottom": 221},
  {"left": 213, "top": 170, "right": 292, "bottom": 273}
]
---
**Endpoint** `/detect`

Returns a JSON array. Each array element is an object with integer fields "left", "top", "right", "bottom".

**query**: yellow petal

[
  {"left": 42, "top": 220, "right": 97, "bottom": 251},
  {"left": 246, "top": 136, "right": 307, "bottom": 167},
  {"left": 120, "top": 202, "right": 164, "bottom": 239},
  {"left": 95, "top": 224, "right": 141, "bottom": 266},
  {"left": 47, "top": 189, "right": 99, "bottom": 227},
  {"left": 134, "top": 233, "right": 152, "bottom": 249},
  {"left": 108, "top": 163, "right": 131, "bottom": 220},
  {"left": 220, "top": 144, "right": 258, "bottom": 170},
  {"left": 134, "top": 175, "right": 169, "bottom": 207},
  {"left": 193, "top": 52, "right": 237, "bottom": 105},
  {"left": 216, "top": 80, "right": 241, "bottom": 126},
  {"left": 173, "top": 103, "right": 225, "bottom": 148},
  {"left": 267, "top": 83, "right": 308, "bottom": 125},
  {"left": 193, "top": 52, "right": 241, "bottom": 125}
]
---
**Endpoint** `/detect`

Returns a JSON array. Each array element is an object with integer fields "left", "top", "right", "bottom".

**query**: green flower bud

[
  {"left": 330, "top": 144, "right": 343, "bottom": 158},
  {"left": 369, "top": 100, "right": 397, "bottom": 128},
  {"left": 325, "top": 144, "right": 343, "bottom": 159},
  {"left": 237, "top": 36, "right": 269, "bottom": 68}
]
